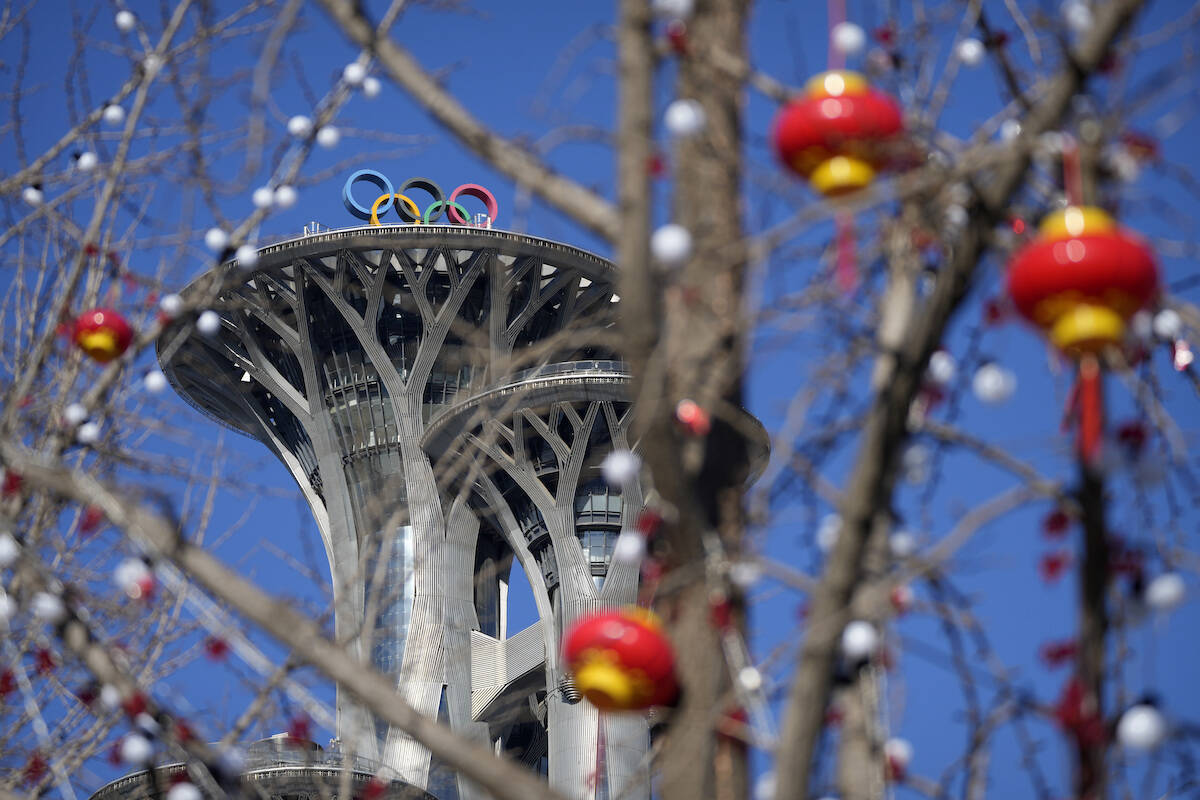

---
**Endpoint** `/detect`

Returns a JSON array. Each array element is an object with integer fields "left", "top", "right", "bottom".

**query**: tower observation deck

[{"left": 158, "top": 223, "right": 649, "bottom": 800}]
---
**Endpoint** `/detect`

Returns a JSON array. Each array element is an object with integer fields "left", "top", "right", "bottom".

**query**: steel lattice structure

[{"left": 158, "top": 225, "right": 649, "bottom": 800}]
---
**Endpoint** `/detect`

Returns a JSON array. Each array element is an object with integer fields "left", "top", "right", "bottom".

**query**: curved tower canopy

[{"left": 157, "top": 225, "right": 648, "bottom": 800}]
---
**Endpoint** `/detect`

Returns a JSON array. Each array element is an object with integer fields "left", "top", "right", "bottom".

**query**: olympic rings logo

[{"left": 342, "top": 170, "right": 499, "bottom": 227}]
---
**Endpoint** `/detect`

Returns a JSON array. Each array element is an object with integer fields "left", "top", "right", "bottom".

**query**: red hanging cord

[
  {"left": 835, "top": 212, "right": 858, "bottom": 293},
  {"left": 827, "top": 0, "right": 846, "bottom": 70},
  {"left": 1076, "top": 354, "right": 1104, "bottom": 467}
]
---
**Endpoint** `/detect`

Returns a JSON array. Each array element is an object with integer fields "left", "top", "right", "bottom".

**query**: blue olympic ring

[{"left": 342, "top": 170, "right": 499, "bottom": 226}]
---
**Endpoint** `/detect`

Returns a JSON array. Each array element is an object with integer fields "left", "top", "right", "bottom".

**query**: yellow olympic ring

[{"left": 369, "top": 193, "right": 422, "bottom": 226}]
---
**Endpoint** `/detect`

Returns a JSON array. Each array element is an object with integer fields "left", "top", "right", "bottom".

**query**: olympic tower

[{"left": 157, "top": 175, "right": 649, "bottom": 800}]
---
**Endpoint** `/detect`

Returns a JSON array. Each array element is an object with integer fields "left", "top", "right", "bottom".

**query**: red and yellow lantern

[
  {"left": 1006, "top": 206, "right": 1159, "bottom": 464},
  {"left": 73, "top": 308, "right": 134, "bottom": 363},
  {"left": 772, "top": 70, "right": 904, "bottom": 197},
  {"left": 563, "top": 608, "right": 677, "bottom": 712},
  {"left": 1007, "top": 206, "right": 1158, "bottom": 355}
]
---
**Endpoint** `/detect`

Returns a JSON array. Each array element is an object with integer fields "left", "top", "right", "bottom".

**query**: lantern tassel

[
  {"left": 1076, "top": 355, "right": 1104, "bottom": 467},
  {"left": 835, "top": 212, "right": 857, "bottom": 293}
]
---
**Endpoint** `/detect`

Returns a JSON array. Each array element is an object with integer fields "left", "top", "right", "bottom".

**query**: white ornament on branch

[
  {"left": 1117, "top": 704, "right": 1166, "bottom": 751},
  {"left": 841, "top": 620, "right": 879, "bottom": 660},
  {"left": 831, "top": 22, "right": 866, "bottom": 55},
  {"left": 342, "top": 62, "right": 367, "bottom": 87},
  {"left": 204, "top": 227, "right": 229, "bottom": 253},
  {"left": 252, "top": 187, "right": 275, "bottom": 209},
  {"left": 956, "top": 38, "right": 985, "bottom": 66},
  {"left": 316, "top": 126, "right": 341, "bottom": 149},
  {"left": 102, "top": 104, "right": 126, "bottom": 126},
  {"left": 286, "top": 115, "right": 313, "bottom": 138},
  {"left": 196, "top": 310, "right": 222, "bottom": 336},
  {"left": 651, "top": 224, "right": 692, "bottom": 266},
  {"left": 664, "top": 99, "right": 707, "bottom": 138}
]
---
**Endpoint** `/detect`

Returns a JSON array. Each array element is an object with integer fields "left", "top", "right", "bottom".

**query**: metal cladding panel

[{"left": 470, "top": 622, "right": 546, "bottom": 720}]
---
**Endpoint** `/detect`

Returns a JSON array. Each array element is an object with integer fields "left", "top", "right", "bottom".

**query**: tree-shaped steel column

[
  {"left": 159, "top": 226, "right": 625, "bottom": 800},
  {"left": 423, "top": 365, "right": 650, "bottom": 800}
]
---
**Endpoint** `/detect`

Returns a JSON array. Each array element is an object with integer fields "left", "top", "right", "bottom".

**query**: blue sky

[{"left": 6, "top": 0, "right": 1200, "bottom": 796}]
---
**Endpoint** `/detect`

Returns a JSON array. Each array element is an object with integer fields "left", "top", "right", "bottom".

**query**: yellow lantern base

[
  {"left": 810, "top": 156, "right": 875, "bottom": 197},
  {"left": 1049, "top": 304, "right": 1125, "bottom": 355},
  {"left": 78, "top": 329, "right": 120, "bottom": 362},
  {"left": 575, "top": 660, "right": 637, "bottom": 711}
]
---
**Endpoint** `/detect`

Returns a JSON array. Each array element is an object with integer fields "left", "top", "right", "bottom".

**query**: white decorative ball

[
  {"left": 612, "top": 531, "right": 647, "bottom": 564},
  {"left": 901, "top": 443, "right": 930, "bottom": 485},
  {"left": 274, "top": 185, "right": 298, "bottom": 208},
  {"left": 135, "top": 712, "right": 160, "bottom": 735},
  {"left": 973, "top": 363, "right": 1016, "bottom": 404},
  {"left": 1062, "top": 0, "right": 1094, "bottom": 33},
  {"left": 167, "top": 783, "right": 202, "bottom": 800},
  {"left": 316, "top": 126, "right": 341, "bottom": 149},
  {"left": 737, "top": 666, "right": 763, "bottom": 692},
  {"left": 0, "top": 590, "right": 15, "bottom": 625},
  {"left": 841, "top": 620, "right": 879, "bottom": 660},
  {"left": 251, "top": 186, "right": 275, "bottom": 209},
  {"left": 143, "top": 370, "right": 168, "bottom": 394},
  {"left": 342, "top": 62, "right": 367, "bottom": 86},
  {"left": 1130, "top": 310, "right": 1154, "bottom": 342},
  {"left": 115, "top": 558, "right": 151, "bottom": 598},
  {"left": 22, "top": 186, "right": 44, "bottom": 206},
  {"left": 159, "top": 293, "right": 183, "bottom": 317},
  {"left": 885, "top": 737, "right": 913, "bottom": 767},
  {"left": 64, "top": 403, "right": 89, "bottom": 426},
  {"left": 1000, "top": 119, "right": 1022, "bottom": 141},
  {"left": 362, "top": 76, "right": 382, "bottom": 99},
  {"left": 1108, "top": 148, "right": 1140, "bottom": 183},
  {"left": 831, "top": 22, "right": 866, "bottom": 55},
  {"left": 1152, "top": 308, "right": 1182, "bottom": 340},
  {"left": 651, "top": 224, "right": 693, "bottom": 266},
  {"left": 32, "top": 591, "right": 66, "bottom": 623},
  {"left": 1145, "top": 573, "right": 1185, "bottom": 612},
  {"left": 1117, "top": 704, "right": 1166, "bottom": 751},
  {"left": 196, "top": 310, "right": 222, "bottom": 336},
  {"left": 956, "top": 38, "right": 985, "bottom": 66},
  {"left": 76, "top": 152, "right": 99, "bottom": 172},
  {"left": 889, "top": 530, "right": 917, "bottom": 559},
  {"left": 120, "top": 733, "right": 153, "bottom": 764},
  {"left": 141, "top": 55, "right": 162, "bottom": 76},
  {"left": 927, "top": 350, "right": 957, "bottom": 385},
  {"left": 753, "top": 772, "right": 776, "bottom": 800},
  {"left": 286, "top": 115, "right": 313, "bottom": 138},
  {"left": 102, "top": 104, "right": 126, "bottom": 126},
  {"left": 664, "top": 99, "right": 707, "bottom": 138},
  {"left": 76, "top": 421, "right": 102, "bottom": 444},
  {"left": 817, "top": 513, "right": 841, "bottom": 553},
  {"left": 235, "top": 244, "right": 259, "bottom": 269},
  {"left": 99, "top": 684, "right": 122, "bottom": 710},
  {"left": 651, "top": 0, "right": 694, "bottom": 20},
  {"left": 728, "top": 560, "right": 763, "bottom": 589},
  {"left": 115, "top": 10, "right": 136, "bottom": 31},
  {"left": 0, "top": 533, "right": 19, "bottom": 567},
  {"left": 601, "top": 449, "right": 641, "bottom": 486},
  {"left": 204, "top": 227, "right": 229, "bottom": 253}
]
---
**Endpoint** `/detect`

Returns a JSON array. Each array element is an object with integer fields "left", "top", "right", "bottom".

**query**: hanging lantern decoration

[
  {"left": 772, "top": 71, "right": 904, "bottom": 291},
  {"left": 772, "top": 71, "right": 904, "bottom": 198},
  {"left": 562, "top": 607, "right": 678, "bottom": 711},
  {"left": 73, "top": 309, "right": 134, "bottom": 363},
  {"left": 1007, "top": 206, "right": 1159, "bottom": 464}
]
